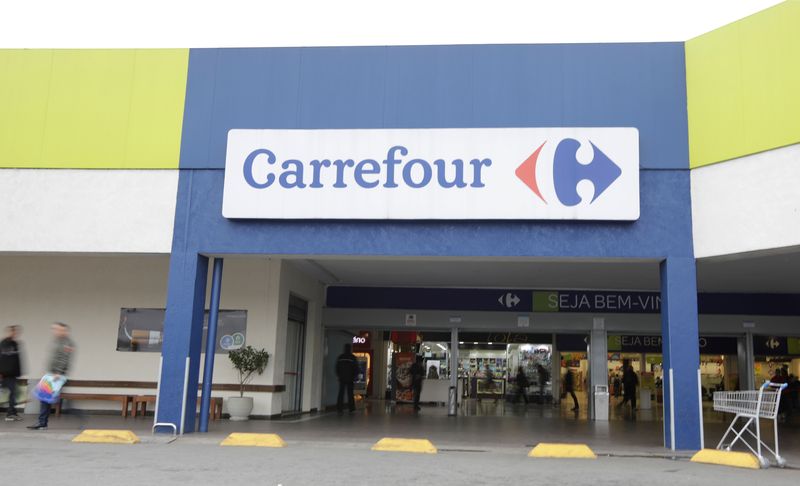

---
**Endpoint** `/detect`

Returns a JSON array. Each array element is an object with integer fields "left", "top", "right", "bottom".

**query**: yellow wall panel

[
  {"left": 687, "top": 1, "right": 800, "bottom": 168},
  {"left": 126, "top": 50, "right": 191, "bottom": 168},
  {"left": 0, "top": 50, "right": 53, "bottom": 166},
  {"left": 41, "top": 50, "right": 136, "bottom": 167},
  {"left": 0, "top": 49, "right": 188, "bottom": 169}
]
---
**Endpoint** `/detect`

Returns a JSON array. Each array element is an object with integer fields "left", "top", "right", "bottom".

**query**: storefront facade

[{"left": 1, "top": 2, "right": 798, "bottom": 452}]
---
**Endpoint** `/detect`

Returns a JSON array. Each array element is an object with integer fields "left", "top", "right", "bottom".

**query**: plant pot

[{"left": 227, "top": 396, "right": 253, "bottom": 421}]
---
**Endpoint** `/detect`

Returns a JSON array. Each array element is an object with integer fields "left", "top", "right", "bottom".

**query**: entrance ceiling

[{"left": 287, "top": 247, "right": 800, "bottom": 294}]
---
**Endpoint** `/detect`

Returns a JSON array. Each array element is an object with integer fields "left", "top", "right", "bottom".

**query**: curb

[
  {"left": 528, "top": 443, "right": 597, "bottom": 459},
  {"left": 220, "top": 433, "right": 286, "bottom": 447},
  {"left": 372, "top": 437, "right": 438, "bottom": 454},
  {"left": 72, "top": 429, "right": 140, "bottom": 444},
  {"left": 690, "top": 449, "right": 761, "bottom": 469}
]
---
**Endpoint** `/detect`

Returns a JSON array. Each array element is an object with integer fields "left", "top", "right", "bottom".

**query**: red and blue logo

[{"left": 515, "top": 138, "right": 622, "bottom": 206}]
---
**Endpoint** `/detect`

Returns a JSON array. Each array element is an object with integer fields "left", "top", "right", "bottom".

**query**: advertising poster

[
  {"left": 117, "top": 308, "right": 247, "bottom": 353},
  {"left": 393, "top": 352, "right": 416, "bottom": 402}
]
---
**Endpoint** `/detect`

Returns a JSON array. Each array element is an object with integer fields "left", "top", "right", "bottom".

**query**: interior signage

[
  {"left": 458, "top": 332, "right": 552, "bottom": 344},
  {"left": 608, "top": 335, "right": 738, "bottom": 354},
  {"left": 223, "top": 128, "right": 640, "bottom": 220},
  {"left": 328, "top": 287, "right": 800, "bottom": 317},
  {"left": 352, "top": 331, "right": 371, "bottom": 351},
  {"left": 534, "top": 291, "right": 661, "bottom": 313},
  {"left": 753, "top": 335, "right": 800, "bottom": 356}
]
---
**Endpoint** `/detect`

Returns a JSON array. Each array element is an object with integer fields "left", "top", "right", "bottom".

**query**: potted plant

[{"left": 227, "top": 345, "right": 269, "bottom": 421}]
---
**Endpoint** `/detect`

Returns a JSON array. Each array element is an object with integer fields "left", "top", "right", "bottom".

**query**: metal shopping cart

[{"left": 713, "top": 381, "right": 788, "bottom": 468}]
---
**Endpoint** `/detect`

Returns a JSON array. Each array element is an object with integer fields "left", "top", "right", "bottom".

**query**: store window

[{"left": 458, "top": 341, "right": 552, "bottom": 402}]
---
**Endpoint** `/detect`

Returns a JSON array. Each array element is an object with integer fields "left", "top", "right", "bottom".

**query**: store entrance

[
  {"left": 457, "top": 339, "right": 553, "bottom": 407},
  {"left": 382, "top": 330, "right": 566, "bottom": 417}
]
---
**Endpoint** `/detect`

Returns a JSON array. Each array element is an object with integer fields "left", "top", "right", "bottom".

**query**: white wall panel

[
  {"left": 0, "top": 169, "right": 178, "bottom": 253},
  {"left": 0, "top": 255, "right": 324, "bottom": 417},
  {"left": 692, "top": 143, "right": 800, "bottom": 258}
]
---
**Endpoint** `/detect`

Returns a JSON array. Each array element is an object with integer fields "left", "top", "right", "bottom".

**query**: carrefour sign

[{"left": 223, "top": 128, "right": 639, "bottom": 220}]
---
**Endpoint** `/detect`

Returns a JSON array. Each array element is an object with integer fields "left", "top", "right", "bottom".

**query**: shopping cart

[{"left": 713, "top": 381, "right": 788, "bottom": 468}]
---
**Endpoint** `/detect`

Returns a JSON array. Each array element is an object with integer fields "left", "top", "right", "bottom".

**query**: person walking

[
  {"left": 563, "top": 368, "right": 579, "bottom": 411},
  {"left": 28, "top": 323, "right": 75, "bottom": 430},
  {"left": 0, "top": 325, "right": 23, "bottom": 421},
  {"left": 335, "top": 344, "right": 358, "bottom": 414},
  {"left": 514, "top": 366, "right": 529, "bottom": 404},
  {"left": 537, "top": 364, "right": 549, "bottom": 403},
  {"left": 620, "top": 359, "right": 638, "bottom": 411},
  {"left": 410, "top": 355, "right": 425, "bottom": 411}
]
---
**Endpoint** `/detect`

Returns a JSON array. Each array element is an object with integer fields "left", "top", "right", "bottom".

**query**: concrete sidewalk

[
  {"left": 4, "top": 435, "right": 798, "bottom": 486},
  {"left": 3, "top": 400, "right": 799, "bottom": 466}
]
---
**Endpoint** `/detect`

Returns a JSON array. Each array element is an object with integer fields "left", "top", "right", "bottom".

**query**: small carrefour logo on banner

[{"left": 515, "top": 138, "right": 622, "bottom": 206}]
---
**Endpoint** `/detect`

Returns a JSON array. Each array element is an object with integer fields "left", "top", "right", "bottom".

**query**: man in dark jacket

[
  {"left": 28, "top": 322, "right": 75, "bottom": 430},
  {"left": 537, "top": 364, "right": 549, "bottom": 402},
  {"left": 0, "top": 325, "right": 23, "bottom": 421},
  {"left": 515, "top": 366, "right": 529, "bottom": 404},
  {"left": 563, "top": 368, "right": 579, "bottom": 411},
  {"left": 410, "top": 356, "right": 425, "bottom": 411},
  {"left": 336, "top": 344, "right": 358, "bottom": 414},
  {"left": 620, "top": 359, "right": 639, "bottom": 411}
]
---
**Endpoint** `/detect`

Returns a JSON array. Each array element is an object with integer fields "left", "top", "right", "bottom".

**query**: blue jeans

[{"left": 38, "top": 400, "right": 52, "bottom": 426}]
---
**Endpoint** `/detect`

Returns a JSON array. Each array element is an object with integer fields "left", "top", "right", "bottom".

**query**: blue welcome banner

[{"left": 326, "top": 287, "right": 800, "bottom": 316}]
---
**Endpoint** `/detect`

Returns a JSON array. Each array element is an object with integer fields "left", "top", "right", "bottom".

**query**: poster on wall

[
  {"left": 393, "top": 352, "right": 416, "bottom": 402},
  {"left": 116, "top": 308, "right": 247, "bottom": 353}
]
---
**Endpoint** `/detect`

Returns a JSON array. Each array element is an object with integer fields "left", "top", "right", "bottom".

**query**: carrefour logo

[
  {"left": 242, "top": 145, "right": 493, "bottom": 190},
  {"left": 223, "top": 128, "right": 639, "bottom": 220},
  {"left": 515, "top": 138, "right": 622, "bottom": 206}
]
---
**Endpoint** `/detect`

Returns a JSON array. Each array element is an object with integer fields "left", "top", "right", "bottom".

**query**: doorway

[{"left": 282, "top": 295, "right": 307, "bottom": 414}]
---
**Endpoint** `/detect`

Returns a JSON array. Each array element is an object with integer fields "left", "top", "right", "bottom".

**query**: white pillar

[{"left": 589, "top": 317, "right": 607, "bottom": 419}]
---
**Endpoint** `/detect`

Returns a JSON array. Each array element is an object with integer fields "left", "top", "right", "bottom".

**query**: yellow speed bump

[
  {"left": 690, "top": 449, "right": 761, "bottom": 469},
  {"left": 220, "top": 433, "right": 286, "bottom": 448},
  {"left": 72, "top": 430, "right": 140, "bottom": 444},
  {"left": 528, "top": 443, "right": 596, "bottom": 459},
  {"left": 372, "top": 437, "right": 437, "bottom": 454}
]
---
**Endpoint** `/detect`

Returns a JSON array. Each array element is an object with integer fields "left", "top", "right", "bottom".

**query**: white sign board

[{"left": 223, "top": 128, "right": 639, "bottom": 220}]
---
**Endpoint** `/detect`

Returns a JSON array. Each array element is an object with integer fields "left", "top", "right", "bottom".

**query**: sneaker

[
  {"left": 26, "top": 424, "right": 47, "bottom": 430},
  {"left": 5, "top": 415, "right": 22, "bottom": 421}
]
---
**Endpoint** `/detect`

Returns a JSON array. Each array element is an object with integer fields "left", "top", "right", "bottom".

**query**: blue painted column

[
  {"left": 660, "top": 256, "right": 702, "bottom": 450},
  {"left": 155, "top": 251, "right": 209, "bottom": 434},
  {"left": 199, "top": 258, "right": 223, "bottom": 433}
]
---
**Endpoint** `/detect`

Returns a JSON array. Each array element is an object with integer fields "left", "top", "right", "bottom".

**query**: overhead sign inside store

[
  {"left": 327, "top": 287, "right": 800, "bottom": 316},
  {"left": 327, "top": 287, "right": 533, "bottom": 313},
  {"left": 223, "top": 128, "right": 640, "bottom": 220},
  {"left": 608, "top": 334, "right": 738, "bottom": 354},
  {"left": 753, "top": 335, "right": 800, "bottom": 356},
  {"left": 534, "top": 291, "right": 661, "bottom": 313}
]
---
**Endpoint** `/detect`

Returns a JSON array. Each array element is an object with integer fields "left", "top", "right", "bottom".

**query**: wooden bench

[
  {"left": 131, "top": 395, "right": 223, "bottom": 421},
  {"left": 56, "top": 393, "right": 132, "bottom": 417},
  {"left": 50, "top": 380, "right": 284, "bottom": 419}
]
